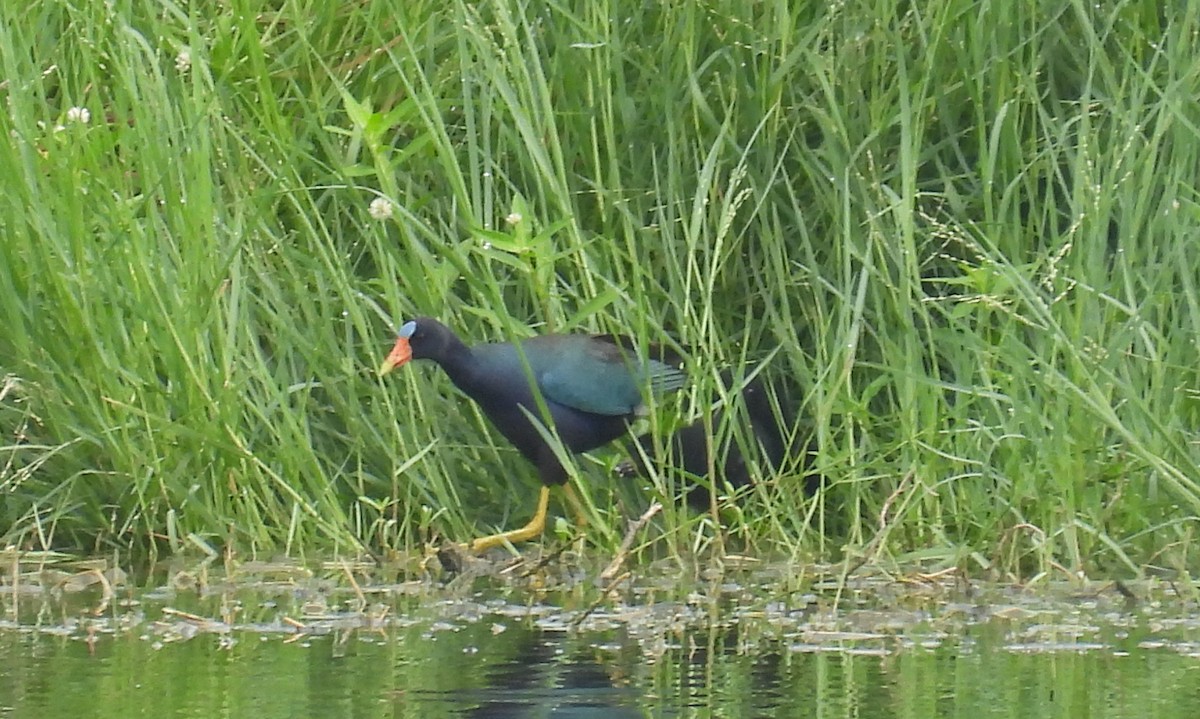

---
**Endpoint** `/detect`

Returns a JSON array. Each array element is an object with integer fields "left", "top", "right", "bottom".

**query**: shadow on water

[
  {"left": 430, "top": 628, "right": 644, "bottom": 718},
  {"left": 391, "top": 612, "right": 821, "bottom": 717}
]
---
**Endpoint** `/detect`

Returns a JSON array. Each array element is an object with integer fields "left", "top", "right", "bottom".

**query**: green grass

[{"left": 1, "top": 0, "right": 1198, "bottom": 575}]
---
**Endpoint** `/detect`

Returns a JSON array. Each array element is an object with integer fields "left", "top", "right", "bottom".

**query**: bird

[
  {"left": 616, "top": 371, "right": 814, "bottom": 508},
  {"left": 378, "top": 317, "right": 687, "bottom": 551}
]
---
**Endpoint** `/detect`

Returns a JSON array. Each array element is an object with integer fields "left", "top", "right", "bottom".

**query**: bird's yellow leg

[
  {"left": 561, "top": 482, "right": 589, "bottom": 529},
  {"left": 469, "top": 485, "right": 551, "bottom": 552}
]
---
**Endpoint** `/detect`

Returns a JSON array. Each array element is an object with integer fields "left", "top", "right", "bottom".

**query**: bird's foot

[{"left": 468, "top": 485, "right": 551, "bottom": 553}]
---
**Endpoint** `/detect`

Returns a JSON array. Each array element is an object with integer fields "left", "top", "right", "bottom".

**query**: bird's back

[{"left": 470, "top": 333, "right": 684, "bottom": 418}]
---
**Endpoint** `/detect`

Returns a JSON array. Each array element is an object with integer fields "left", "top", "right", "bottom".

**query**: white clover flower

[
  {"left": 368, "top": 197, "right": 394, "bottom": 221},
  {"left": 65, "top": 106, "right": 90, "bottom": 124},
  {"left": 175, "top": 49, "right": 192, "bottom": 73},
  {"left": 504, "top": 212, "right": 522, "bottom": 225}
]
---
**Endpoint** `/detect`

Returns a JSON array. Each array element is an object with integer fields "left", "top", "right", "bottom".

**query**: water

[{"left": 2, "top": 559, "right": 1199, "bottom": 718}]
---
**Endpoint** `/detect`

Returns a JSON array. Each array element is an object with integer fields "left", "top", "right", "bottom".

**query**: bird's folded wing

[{"left": 537, "top": 336, "right": 686, "bottom": 415}]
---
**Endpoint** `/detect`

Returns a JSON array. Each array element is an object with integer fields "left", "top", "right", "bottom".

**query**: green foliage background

[{"left": 1, "top": 0, "right": 1197, "bottom": 574}]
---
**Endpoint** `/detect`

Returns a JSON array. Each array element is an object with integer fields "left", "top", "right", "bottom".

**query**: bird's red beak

[{"left": 378, "top": 337, "right": 412, "bottom": 375}]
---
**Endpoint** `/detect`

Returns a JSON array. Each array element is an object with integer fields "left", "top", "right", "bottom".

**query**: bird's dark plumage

[
  {"left": 379, "top": 317, "right": 686, "bottom": 550},
  {"left": 618, "top": 371, "right": 814, "bottom": 508}
]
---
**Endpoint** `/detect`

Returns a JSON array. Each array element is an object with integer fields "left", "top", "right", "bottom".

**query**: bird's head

[{"left": 379, "top": 317, "right": 456, "bottom": 375}]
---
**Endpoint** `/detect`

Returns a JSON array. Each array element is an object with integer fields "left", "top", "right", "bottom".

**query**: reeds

[{"left": 1, "top": 1, "right": 1196, "bottom": 573}]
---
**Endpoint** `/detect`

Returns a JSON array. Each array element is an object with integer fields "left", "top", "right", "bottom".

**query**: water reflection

[
  {"left": 393, "top": 614, "right": 898, "bottom": 717},
  {"left": 404, "top": 621, "right": 644, "bottom": 717}
]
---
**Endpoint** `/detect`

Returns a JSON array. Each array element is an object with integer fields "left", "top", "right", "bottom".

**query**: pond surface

[{"left": 2, "top": 551, "right": 1199, "bottom": 718}]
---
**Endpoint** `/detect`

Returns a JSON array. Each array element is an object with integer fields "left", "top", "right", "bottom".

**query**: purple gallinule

[{"left": 378, "top": 317, "right": 686, "bottom": 551}]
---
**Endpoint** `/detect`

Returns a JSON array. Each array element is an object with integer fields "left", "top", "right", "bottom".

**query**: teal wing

[{"left": 533, "top": 334, "right": 686, "bottom": 415}]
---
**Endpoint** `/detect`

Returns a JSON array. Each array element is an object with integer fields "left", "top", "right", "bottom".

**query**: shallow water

[{"left": 2, "top": 554, "right": 1199, "bottom": 718}]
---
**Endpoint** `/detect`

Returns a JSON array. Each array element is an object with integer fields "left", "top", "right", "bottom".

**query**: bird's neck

[{"left": 434, "top": 341, "right": 483, "bottom": 393}]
